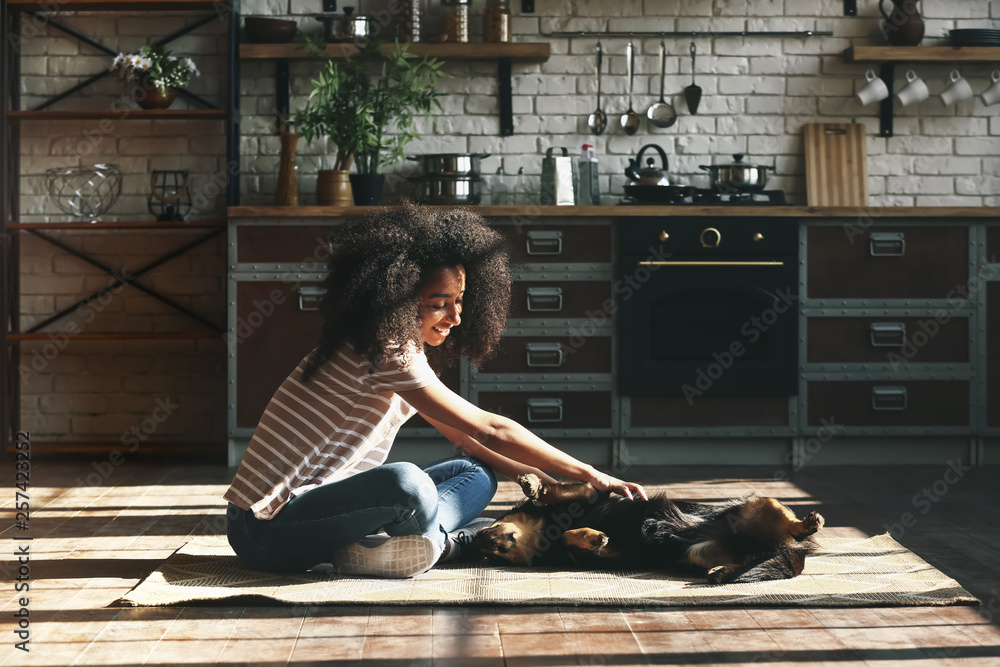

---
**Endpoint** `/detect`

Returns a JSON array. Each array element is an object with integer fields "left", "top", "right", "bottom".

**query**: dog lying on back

[{"left": 474, "top": 474, "right": 825, "bottom": 584}]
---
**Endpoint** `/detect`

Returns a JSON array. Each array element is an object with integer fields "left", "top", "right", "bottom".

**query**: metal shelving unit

[{"left": 0, "top": 0, "right": 241, "bottom": 457}]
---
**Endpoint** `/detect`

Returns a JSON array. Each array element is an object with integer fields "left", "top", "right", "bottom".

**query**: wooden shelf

[
  {"left": 227, "top": 205, "right": 1000, "bottom": 219},
  {"left": 10, "top": 220, "right": 226, "bottom": 230},
  {"left": 845, "top": 46, "right": 1000, "bottom": 63},
  {"left": 8, "top": 0, "right": 226, "bottom": 10},
  {"left": 240, "top": 42, "right": 552, "bottom": 63},
  {"left": 8, "top": 332, "right": 221, "bottom": 341},
  {"left": 9, "top": 109, "right": 226, "bottom": 121}
]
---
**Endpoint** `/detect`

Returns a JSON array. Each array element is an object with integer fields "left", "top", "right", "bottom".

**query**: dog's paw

[
  {"left": 518, "top": 473, "right": 543, "bottom": 500},
  {"left": 707, "top": 564, "right": 739, "bottom": 584},
  {"left": 801, "top": 511, "right": 825, "bottom": 535},
  {"left": 564, "top": 528, "right": 608, "bottom": 553}
]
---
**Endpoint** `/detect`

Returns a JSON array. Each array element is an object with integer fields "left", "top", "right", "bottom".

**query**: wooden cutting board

[{"left": 804, "top": 123, "right": 869, "bottom": 207}]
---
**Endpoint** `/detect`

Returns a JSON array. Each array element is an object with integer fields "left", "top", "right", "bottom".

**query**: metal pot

[
  {"left": 699, "top": 154, "right": 774, "bottom": 193},
  {"left": 410, "top": 175, "right": 482, "bottom": 205},
  {"left": 316, "top": 7, "right": 371, "bottom": 43},
  {"left": 625, "top": 144, "right": 671, "bottom": 186},
  {"left": 407, "top": 153, "right": 490, "bottom": 177}
]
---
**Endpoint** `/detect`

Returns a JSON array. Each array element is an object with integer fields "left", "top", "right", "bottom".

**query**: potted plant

[
  {"left": 111, "top": 44, "right": 199, "bottom": 110},
  {"left": 290, "top": 39, "right": 448, "bottom": 206}
]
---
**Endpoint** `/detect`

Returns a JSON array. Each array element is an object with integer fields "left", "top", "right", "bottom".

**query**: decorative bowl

[
  {"left": 244, "top": 17, "right": 298, "bottom": 43},
  {"left": 45, "top": 164, "right": 122, "bottom": 221}
]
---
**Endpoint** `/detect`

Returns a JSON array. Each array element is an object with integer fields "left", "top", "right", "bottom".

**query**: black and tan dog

[{"left": 474, "top": 474, "right": 825, "bottom": 584}]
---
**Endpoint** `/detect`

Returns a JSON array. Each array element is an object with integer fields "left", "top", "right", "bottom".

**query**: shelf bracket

[
  {"left": 498, "top": 57, "right": 514, "bottom": 137},
  {"left": 844, "top": 0, "right": 857, "bottom": 16},
  {"left": 879, "top": 62, "right": 895, "bottom": 137}
]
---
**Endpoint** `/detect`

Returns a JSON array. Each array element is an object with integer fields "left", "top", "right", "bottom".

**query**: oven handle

[{"left": 638, "top": 261, "right": 785, "bottom": 266}]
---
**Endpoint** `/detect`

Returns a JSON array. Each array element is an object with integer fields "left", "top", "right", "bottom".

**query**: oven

[{"left": 618, "top": 217, "right": 800, "bottom": 397}]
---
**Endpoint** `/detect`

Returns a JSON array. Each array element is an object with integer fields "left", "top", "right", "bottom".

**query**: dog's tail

[{"left": 725, "top": 540, "right": 817, "bottom": 583}]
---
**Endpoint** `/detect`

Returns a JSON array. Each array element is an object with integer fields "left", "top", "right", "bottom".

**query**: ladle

[
  {"left": 621, "top": 40, "right": 641, "bottom": 135},
  {"left": 647, "top": 40, "right": 678, "bottom": 128},
  {"left": 684, "top": 41, "right": 703, "bottom": 115},
  {"left": 587, "top": 42, "right": 607, "bottom": 135}
]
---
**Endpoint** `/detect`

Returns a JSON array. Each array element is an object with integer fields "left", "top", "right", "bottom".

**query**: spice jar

[
  {"left": 483, "top": 0, "right": 510, "bottom": 43},
  {"left": 441, "top": 0, "right": 469, "bottom": 43}
]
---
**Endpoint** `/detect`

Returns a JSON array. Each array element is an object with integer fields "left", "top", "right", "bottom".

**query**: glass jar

[
  {"left": 483, "top": 0, "right": 511, "bottom": 43},
  {"left": 441, "top": 0, "right": 469, "bottom": 43}
]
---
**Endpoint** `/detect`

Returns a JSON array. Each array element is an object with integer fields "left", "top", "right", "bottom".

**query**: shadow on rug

[{"left": 119, "top": 533, "right": 979, "bottom": 608}]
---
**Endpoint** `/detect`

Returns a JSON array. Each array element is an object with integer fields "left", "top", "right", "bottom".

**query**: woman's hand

[{"left": 588, "top": 470, "right": 648, "bottom": 501}]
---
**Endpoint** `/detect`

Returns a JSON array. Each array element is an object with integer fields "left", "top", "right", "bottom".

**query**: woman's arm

[
  {"left": 399, "top": 382, "right": 646, "bottom": 500},
  {"left": 420, "top": 412, "right": 559, "bottom": 484}
]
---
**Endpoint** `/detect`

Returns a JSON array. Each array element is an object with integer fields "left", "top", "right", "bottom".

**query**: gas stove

[{"left": 619, "top": 188, "right": 789, "bottom": 206}]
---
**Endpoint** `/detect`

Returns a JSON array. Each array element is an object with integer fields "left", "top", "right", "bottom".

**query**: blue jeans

[{"left": 227, "top": 456, "right": 497, "bottom": 572}]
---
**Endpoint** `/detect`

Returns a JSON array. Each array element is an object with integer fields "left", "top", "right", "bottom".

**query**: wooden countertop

[{"left": 228, "top": 205, "right": 1000, "bottom": 219}]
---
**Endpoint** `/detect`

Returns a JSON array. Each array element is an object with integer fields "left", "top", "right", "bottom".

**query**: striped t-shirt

[{"left": 224, "top": 342, "right": 439, "bottom": 519}]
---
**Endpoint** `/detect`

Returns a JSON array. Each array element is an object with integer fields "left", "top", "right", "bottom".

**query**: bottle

[
  {"left": 442, "top": 0, "right": 469, "bottom": 43},
  {"left": 483, "top": 0, "right": 511, "bottom": 43},
  {"left": 515, "top": 166, "right": 529, "bottom": 205},
  {"left": 577, "top": 144, "right": 600, "bottom": 206},
  {"left": 490, "top": 165, "right": 508, "bottom": 205}
]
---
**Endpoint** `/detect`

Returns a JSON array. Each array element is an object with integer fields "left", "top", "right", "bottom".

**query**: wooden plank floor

[{"left": 3, "top": 458, "right": 1000, "bottom": 666}]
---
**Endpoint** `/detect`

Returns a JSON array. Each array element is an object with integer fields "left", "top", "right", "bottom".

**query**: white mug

[
  {"left": 856, "top": 69, "right": 889, "bottom": 106},
  {"left": 941, "top": 70, "right": 973, "bottom": 106},
  {"left": 896, "top": 69, "right": 929, "bottom": 107},
  {"left": 982, "top": 70, "right": 1000, "bottom": 107}
]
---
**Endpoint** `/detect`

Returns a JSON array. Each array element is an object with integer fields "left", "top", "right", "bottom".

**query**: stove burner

[{"left": 619, "top": 188, "right": 789, "bottom": 206}]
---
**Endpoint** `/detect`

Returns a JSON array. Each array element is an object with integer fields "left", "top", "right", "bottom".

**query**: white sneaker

[
  {"left": 440, "top": 516, "right": 497, "bottom": 563},
  {"left": 331, "top": 534, "right": 441, "bottom": 579}
]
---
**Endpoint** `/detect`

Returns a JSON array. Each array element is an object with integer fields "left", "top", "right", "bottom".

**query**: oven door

[{"left": 619, "top": 258, "right": 798, "bottom": 397}]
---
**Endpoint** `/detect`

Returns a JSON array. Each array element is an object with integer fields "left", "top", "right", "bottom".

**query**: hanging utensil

[
  {"left": 621, "top": 40, "right": 641, "bottom": 135},
  {"left": 587, "top": 41, "right": 607, "bottom": 135},
  {"left": 684, "top": 41, "right": 702, "bottom": 115},
  {"left": 647, "top": 40, "right": 677, "bottom": 129}
]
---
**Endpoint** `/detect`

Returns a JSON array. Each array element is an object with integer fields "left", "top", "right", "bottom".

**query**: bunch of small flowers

[{"left": 110, "top": 44, "right": 199, "bottom": 94}]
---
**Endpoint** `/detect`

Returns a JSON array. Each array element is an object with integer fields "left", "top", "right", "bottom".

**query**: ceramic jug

[{"left": 879, "top": 0, "right": 924, "bottom": 47}]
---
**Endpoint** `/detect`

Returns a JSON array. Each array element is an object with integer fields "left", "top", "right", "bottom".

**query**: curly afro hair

[{"left": 302, "top": 202, "right": 512, "bottom": 382}]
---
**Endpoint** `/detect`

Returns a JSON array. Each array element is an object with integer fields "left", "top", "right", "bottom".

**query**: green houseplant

[{"left": 290, "top": 39, "right": 448, "bottom": 205}]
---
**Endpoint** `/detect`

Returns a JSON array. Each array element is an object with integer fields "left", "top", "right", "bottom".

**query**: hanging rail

[{"left": 542, "top": 30, "right": 833, "bottom": 39}]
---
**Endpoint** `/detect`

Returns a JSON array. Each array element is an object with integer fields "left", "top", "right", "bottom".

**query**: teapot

[{"left": 625, "top": 144, "right": 671, "bottom": 186}]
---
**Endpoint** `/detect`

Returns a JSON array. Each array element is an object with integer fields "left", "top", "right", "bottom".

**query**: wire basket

[{"left": 45, "top": 164, "right": 122, "bottom": 221}]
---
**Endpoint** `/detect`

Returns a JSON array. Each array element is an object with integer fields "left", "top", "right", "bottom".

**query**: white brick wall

[{"left": 11, "top": 1, "right": 1000, "bottom": 443}]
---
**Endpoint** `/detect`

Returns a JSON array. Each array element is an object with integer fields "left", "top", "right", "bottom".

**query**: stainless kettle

[{"left": 625, "top": 144, "right": 671, "bottom": 186}]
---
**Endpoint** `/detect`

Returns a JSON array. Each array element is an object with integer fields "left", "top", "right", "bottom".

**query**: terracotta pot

[
  {"left": 275, "top": 132, "right": 299, "bottom": 206},
  {"left": 879, "top": 0, "right": 924, "bottom": 47},
  {"left": 135, "top": 85, "right": 176, "bottom": 110},
  {"left": 316, "top": 169, "right": 353, "bottom": 206}
]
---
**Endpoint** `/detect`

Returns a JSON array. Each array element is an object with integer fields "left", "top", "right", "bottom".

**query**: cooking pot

[
  {"left": 625, "top": 144, "right": 671, "bottom": 186},
  {"left": 699, "top": 154, "right": 774, "bottom": 193},
  {"left": 409, "top": 175, "right": 482, "bottom": 205},
  {"left": 407, "top": 153, "right": 490, "bottom": 177},
  {"left": 316, "top": 7, "right": 371, "bottom": 43}
]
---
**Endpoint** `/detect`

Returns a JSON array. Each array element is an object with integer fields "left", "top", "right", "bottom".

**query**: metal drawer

[
  {"left": 807, "top": 226, "right": 968, "bottom": 299},
  {"left": 806, "top": 380, "right": 969, "bottom": 427},
  {"left": 807, "top": 316, "right": 969, "bottom": 364},
  {"left": 496, "top": 224, "right": 612, "bottom": 264},
  {"left": 476, "top": 391, "right": 613, "bottom": 429},
  {"left": 627, "top": 396, "right": 790, "bottom": 429},
  {"left": 476, "top": 336, "right": 612, "bottom": 374},
  {"left": 510, "top": 281, "right": 611, "bottom": 319},
  {"left": 236, "top": 225, "right": 334, "bottom": 265}
]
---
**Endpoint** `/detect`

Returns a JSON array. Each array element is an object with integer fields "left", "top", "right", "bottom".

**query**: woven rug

[{"left": 119, "top": 533, "right": 978, "bottom": 608}]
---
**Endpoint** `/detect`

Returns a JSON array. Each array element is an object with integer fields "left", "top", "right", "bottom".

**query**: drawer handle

[
  {"left": 526, "top": 342, "right": 564, "bottom": 367},
  {"left": 526, "top": 397, "right": 563, "bottom": 423},
  {"left": 872, "top": 386, "right": 908, "bottom": 411},
  {"left": 869, "top": 232, "right": 906, "bottom": 257},
  {"left": 297, "top": 286, "right": 326, "bottom": 311},
  {"left": 870, "top": 322, "right": 906, "bottom": 347},
  {"left": 526, "top": 230, "right": 563, "bottom": 255},
  {"left": 526, "top": 287, "right": 563, "bottom": 312}
]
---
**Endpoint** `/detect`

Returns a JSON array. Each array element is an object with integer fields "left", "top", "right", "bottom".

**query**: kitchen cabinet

[{"left": 988, "top": 283, "right": 999, "bottom": 430}]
